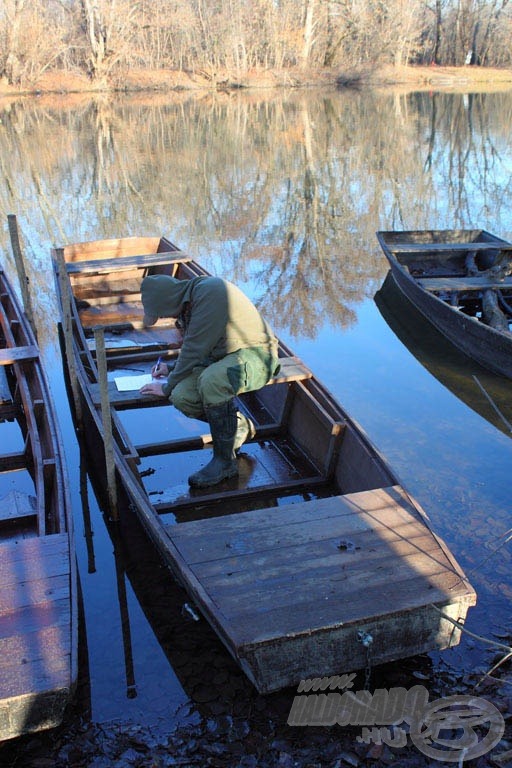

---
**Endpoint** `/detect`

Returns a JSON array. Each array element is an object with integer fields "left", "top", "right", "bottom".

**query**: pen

[{"left": 153, "top": 356, "right": 162, "bottom": 377}]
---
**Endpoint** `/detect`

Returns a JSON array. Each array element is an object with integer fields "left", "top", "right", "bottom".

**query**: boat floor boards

[
  {"left": 164, "top": 485, "right": 475, "bottom": 692},
  {"left": 0, "top": 534, "right": 73, "bottom": 740}
]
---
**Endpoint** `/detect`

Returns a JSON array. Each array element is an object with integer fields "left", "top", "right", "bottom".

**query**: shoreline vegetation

[{"left": 2, "top": 65, "right": 512, "bottom": 101}]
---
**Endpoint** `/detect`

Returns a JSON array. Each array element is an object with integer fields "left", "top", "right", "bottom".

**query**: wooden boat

[
  {"left": 376, "top": 229, "right": 512, "bottom": 379},
  {"left": 0, "top": 267, "right": 77, "bottom": 741},
  {"left": 375, "top": 271, "right": 512, "bottom": 438},
  {"left": 52, "top": 235, "right": 476, "bottom": 693}
]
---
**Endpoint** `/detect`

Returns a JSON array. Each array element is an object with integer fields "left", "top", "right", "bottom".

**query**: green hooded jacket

[{"left": 141, "top": 274, "right": 279, "bottom": 396}]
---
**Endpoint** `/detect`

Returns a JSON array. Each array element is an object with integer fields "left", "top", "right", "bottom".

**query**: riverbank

[{"left": 2, "top": 64, "right": 512, "bottom": 98}]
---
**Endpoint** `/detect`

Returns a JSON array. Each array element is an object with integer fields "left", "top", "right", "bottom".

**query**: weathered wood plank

[
  {"left": 229, "top": 570, "right": 472, "bottom": 647},
  {"left": 0, "top": 365, "right": 11, "bottom": 404},
  {"left": 0, "top": 345, "right": 39, "bottom": 366},
  {"left": 0, "top": 491, "right": 36, "bottom": 523},
  {"left": 391, "top": 242, "right": 512, "bottom": 253},
  {"left": 0, "top": 648, "right": 71, "bottom": 694},
  {"left": 168, "top": 487, "right": 417, "bottom": 548},
  {"left": 0, "top": 535, "right": 70, "bottom": 586},
  {"left": 0, "top": 598, "right": 71, "bottom": 640},
  {"left": 419, "top": 276, "right": 512, "bottom": 292},
  {"left": 0, "top": 574, "right": 71, "bottom": 616},
  {"left": 165, "top": 486, "right": 474, "bottom": 648},
  {"left": 0, "top": 451, "right": 26, "bottom": 472},
  {"left": 157, "top": 477, "right": 328, "bottom": 515},
  {"left": 191, "top": 527, "right": 440, "bottom": 582},
  {"left": 91, "top": 356, "right": 312, "bottom": 409},
  {"left": 66, "top": 252, "right": 191, "bottom": 274}
]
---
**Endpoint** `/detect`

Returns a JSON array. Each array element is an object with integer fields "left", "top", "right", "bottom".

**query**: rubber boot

[
  {"left": 234, "top": 412, "right": 256, "bottom": 453},
  {"left": 188, "top": 400, "right": 239, "bottom": 488}
]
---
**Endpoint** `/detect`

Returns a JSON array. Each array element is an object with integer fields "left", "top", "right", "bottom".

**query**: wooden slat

[
  {"left": 0, "top": 629, "right": 71, "bottom": 677},
  {"left": 389, "top": 242, "right": 512, "bottom": 253},
  {"left": 168, "top": 490, "right": 426, "bottom": 562},
  {"left": 0, "top": 534, "right": 70, "bottom": 587},
  {"left": 0, "top": 366, "right": 11, "bottom": 404},
  {"left": 157, "top": 476, "right": 327, "bottom": 515},
  {"left": 66, "top": 252, "right": 191, "bottom": 274},
  {"left": 231, "top": 570, "right": 470, "bottom": 646},
  {"left": 0, "top": 491, "right": 36, "bottom": 524},
  {"left": 0, "top": 451, "right": 26, "bottom": 472},
  {"left": 0, "top": 345, "right": 39, "bottom": 366},
  {"left": 418, "top": 275, "right": 512, "bottom": 292},
  {"left": 271, "top": 356, "right": 312, "bottom": 384},
  {"left": 0, "top": 572, "right": 69, "bottom": 622}
]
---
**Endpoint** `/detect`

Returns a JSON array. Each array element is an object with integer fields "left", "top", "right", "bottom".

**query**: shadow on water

[{"left": 375, "top": 271, "right": 512, "bottom": 439}]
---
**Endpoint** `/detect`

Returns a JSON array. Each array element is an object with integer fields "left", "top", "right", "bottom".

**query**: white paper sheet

[{"left": 115, "top": 373, "right": 153, "bottom": 391}]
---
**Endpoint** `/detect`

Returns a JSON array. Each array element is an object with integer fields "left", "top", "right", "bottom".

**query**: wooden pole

[
  {"left": 54, "top": 247, "right": 83, "bottom": 425},
  {"left": 93, "top": 326, "right": 118, "bottom": 519},
  {"left": 7, "top": 214, "right": 36, "bottom": 334}
]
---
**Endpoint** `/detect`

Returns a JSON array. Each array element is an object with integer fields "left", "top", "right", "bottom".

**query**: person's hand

[
  {"left": 140, "top": 382, "right": 166, "bottom": 397},
  {"left": 151, "top": 361, "right": 169, "bottom": 378}
]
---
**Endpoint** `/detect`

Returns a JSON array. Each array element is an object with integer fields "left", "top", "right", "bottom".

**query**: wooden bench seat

[
  {"left": 390, "top": 242, "right": 512, "bottom": 254},
  {"left": 0, "top": 346, "right": 39, "bottom": 366},
  {"left": 90, "top": 355, "right": 313, "bottom": 410},
  {"left": 66, "top": 251, "right": 191, "bottom": 275},
  {"left": 418, "top": 276, "right": 512, "bottom": 292}
]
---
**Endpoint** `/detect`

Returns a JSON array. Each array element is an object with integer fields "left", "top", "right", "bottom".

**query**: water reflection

[
  {"left": 0, "top": 87, "right": 512, "bottom": 729},
  {"left": 1, "top": 88, "right": 512, "bottom": 348}
]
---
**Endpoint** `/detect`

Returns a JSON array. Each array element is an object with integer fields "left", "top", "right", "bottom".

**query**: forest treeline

[{"left": 1, "top": 0, "right": 511, "bottom": 90}]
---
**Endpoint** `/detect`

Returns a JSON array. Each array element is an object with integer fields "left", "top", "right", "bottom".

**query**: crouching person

[{"left": 139, "top": 273, "right": 280, "bottom": 488}]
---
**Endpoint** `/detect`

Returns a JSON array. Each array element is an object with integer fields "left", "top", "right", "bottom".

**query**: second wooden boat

[
  {"left": 0, "top": 266, "right": 77, "bottom": 741},
  {"left": 375, "top": 271, "right": 512, "bottom": 438},
  {"left": 53, "top": 235, "right": 476, "bottom": 693},
  {"left": 376, "top": 229, "right": 512, "bottom": 379}
]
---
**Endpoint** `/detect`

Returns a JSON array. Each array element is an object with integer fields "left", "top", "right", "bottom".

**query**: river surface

[{"left": 1, "top": 85, "right": 512, "bottom": 758}]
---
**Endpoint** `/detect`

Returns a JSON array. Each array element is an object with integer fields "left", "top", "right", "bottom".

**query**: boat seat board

[
  {"left": 165, "top": 486, "right": 475, "bottom": 648},
  {"left": 90, "top": 356, "right": 312, "bottom": 409},
  {"left": 418, "top": 276, "right": 512, "bottom": 292},
  {"left": 388, "top": 242, "right": 512, "bottom": 253},
  {"left": 65, "top": 251, "right": 190, "bottom": 274},
  {"left": 0, "top": 345, "right": 39, "bottom": 366}
]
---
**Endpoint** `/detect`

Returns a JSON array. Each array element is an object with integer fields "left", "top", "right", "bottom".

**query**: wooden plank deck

[
  {"left": 0, "top": 534, "right": 73, "bottom": 740},
  {"left": 164, "top": 485, "right": 476, "bottom": 691}
]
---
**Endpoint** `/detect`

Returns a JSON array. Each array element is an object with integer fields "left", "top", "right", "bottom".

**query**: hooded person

[{"left": 139, "top": 273, "right": 280, "bottom": 488}]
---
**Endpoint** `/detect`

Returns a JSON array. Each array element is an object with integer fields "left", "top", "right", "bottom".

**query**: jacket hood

[{"left": 141, "top": 274, "right": 197, "bottom": 319}]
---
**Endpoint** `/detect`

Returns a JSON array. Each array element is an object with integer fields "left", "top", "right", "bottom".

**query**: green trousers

[{"left": 170, "top": 347, "right": 278, "bottom": 420}]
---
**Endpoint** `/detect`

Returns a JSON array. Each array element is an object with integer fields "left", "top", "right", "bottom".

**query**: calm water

[{"left": 1, "top": 86, "right": 512, "bottom": 730}]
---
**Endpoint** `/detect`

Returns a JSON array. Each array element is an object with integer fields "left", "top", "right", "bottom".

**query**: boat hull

[{"left": 53, "top": 235, "right": 476, "bottom": 693}]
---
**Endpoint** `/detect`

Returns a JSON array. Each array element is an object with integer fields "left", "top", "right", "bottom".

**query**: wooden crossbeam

[
  {"left": 0, "top": 346, "right": 39, "bottom": 366},
  {"left": 390, "top": 242, "right": 512, "bottom": 253},
  {"left": 65, "top": 252, "right": 192, "bottom": 275},
  {"left": 90, "top": 356, "right": 313, "bottom": 410},
  {"left": 418, "top": 276, "right": 512, "bottom": 292}
]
